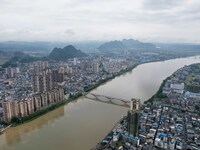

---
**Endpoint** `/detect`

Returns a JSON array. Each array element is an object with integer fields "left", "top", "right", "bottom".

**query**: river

[{"left": 0, "top": 56, "right": 200, "bottom": 150}]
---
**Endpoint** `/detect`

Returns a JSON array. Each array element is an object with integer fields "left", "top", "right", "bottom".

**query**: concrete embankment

[{"left": 0, "top": 124, "right": 12, "bottom": 134}]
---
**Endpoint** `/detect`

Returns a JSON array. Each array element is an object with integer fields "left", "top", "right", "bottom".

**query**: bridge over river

[{"left": 84, "top": 93, "right": 131, "bottom": 108}]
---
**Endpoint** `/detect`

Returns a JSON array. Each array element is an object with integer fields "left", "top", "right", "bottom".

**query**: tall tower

[
  {"left": 127, "top": 98, "right": 141, "bottom": 136},
  {"left": 92, "top": 60, "right": 99, "bottom": 74},
  {"left": 130, "top": 98, "right": 140, "bottom": 111},
  {"left": 80, "top": 60, "right": 87, "bottom": 71},
  {"left": 52, "top": 67, "right": 64, "bottom": 83},
  {"left": 42, "top": 61, "right": 49, "bottom": 70},
  {"left": 5, "top": 66, "right": 14, "bottom": 78},
  {"left": 2, "top": 101, "right": 12, "bottom": 122},
  {"left": 32, "top": 69, "right": 52, "bottom": 93},
  {"left": 45, "top": 69, "right": 53, "bottom": 91},
  {"left": 34, "top": 61, "right": 49, "bottom": 72},
  {"left": 33, "top": 74, "right": 40, "bottom": 93},
  {"left": 2, "top": 100, "right": 19, "bottom": 122}
]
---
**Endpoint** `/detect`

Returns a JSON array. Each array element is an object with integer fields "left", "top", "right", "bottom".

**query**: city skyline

[{"left": 0, "top": 0, "right": 200, "bottom": 43}]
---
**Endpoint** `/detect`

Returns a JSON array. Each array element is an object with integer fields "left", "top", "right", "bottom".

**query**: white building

[
  {"left": 170, "top": 83, "right": 184, "bottom": 94},
  {"left": 185, "top": 91, "right": 200, "bottom": 99}
]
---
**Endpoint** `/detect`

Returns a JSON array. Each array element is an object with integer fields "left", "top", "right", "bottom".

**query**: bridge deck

[{"left": 84, "top": 93, "right": 130, "bottom": 108}]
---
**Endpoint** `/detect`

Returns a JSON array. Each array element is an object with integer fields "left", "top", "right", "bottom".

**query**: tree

[{"left": 11, "top": 117, "right": 21, "bottom": 124}]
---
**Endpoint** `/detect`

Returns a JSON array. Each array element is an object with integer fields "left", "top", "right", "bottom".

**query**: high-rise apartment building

[
  {"left": 32, "top": 69, "right": 53, "bottom": 93},
  {"left": 130, "top": 99, "right": 140, "bottom": 111},
  {"left": 41, "top": 92, "right": 48, "bottom": 108},
  {"left": 2, "top": 87, "right": 64, "bottom": 122},
  {"left": 45, "top": 69, "right": 53, "bottom": 91},
  {"left": 5, "top": 66, "right": 19, "bottom": 78},
  {"left": 52, "top": 69, "right": 64, "bottom": 83},
  {"left": 18, "top": 101, "right": 28, "bottom": 118},
  {"left": 25, "top": 97, "right": 34, "bottom": 115},
  {"left": 34, "top": 61, "right": 49, "bottom": 72},
  {"left": 2, "top": 100, "right": 19, "bottom": 122},
  {"left": 81, "top": 60, "right": 86, "bottom": 70},
  {"left": 33, "top": 94, "right": 42, "bottom": 111},
  {"left": 10, "top": 101, "right": 19, "bottom": 118},
  {"left": 2, "top": 101, "right": 12, "bottom": 122},
  {"left": 47, "top": 91, "right": 53, "bottom": 105},
  {"left": 127, "top": 99, "right": 140, "bottom": 136},
  {"left": 92, "top": 60, "right": 99, "bottom": 74}
]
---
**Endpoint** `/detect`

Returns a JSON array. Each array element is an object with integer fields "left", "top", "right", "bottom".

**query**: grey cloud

[
  {"left": 65, "top": 29, "right": 75, "bottom": 35},
  {"left": 0, "top": 0, "right": 200, "bottom": 42},
  {"left": 142, "top": 0, "right": 186, "bottom": 10}
]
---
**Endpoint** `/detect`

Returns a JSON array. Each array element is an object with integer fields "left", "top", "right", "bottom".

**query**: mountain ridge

[
  {"left": 49, "top": 45, "right": 86, "bottom": 61},
  {"left": 98, "top": 39, "right": 156, "bottom": 52}
]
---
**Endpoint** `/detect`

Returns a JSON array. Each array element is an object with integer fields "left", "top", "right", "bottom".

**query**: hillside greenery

[{"left": 49, "top": 45, "right": 86, "bottom": 61}]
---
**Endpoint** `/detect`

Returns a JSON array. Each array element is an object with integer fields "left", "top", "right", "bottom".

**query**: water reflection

[{"left": 4, "top": 106, "right": 64, "bottom": 146}]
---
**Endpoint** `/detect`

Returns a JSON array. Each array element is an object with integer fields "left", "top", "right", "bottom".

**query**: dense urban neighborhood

[
  {"left": 0, "top": 53, "right": 139, "bottom": 128},
  {"left": 1, "top": 0, "right": 200, "bottom": 149},
  {"left": 0, "top": 44, "right": 200, "bottom": 150},
  {"left": 1, "top": 43, "right": 190, "bottom": 129},
  {"left": 94, "top": 63, "right": 200, "bottom": 150}
]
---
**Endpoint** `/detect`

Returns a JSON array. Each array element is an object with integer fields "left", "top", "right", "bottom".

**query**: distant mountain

[
  {"left": 49, "top": 45, "right": 86, "bottom": 61},
  {"left": 98, "top": 40, "right": 127, "bottom": 52},
  {"left": 0, "top": 41, "right": 104, "bottom": 54},
  {"left": 0, "top": 41, "right": 76, "bottom": 55},
  {"left": 122, "top": 39, "right": 156, "bottom": 50},
  {"left": 2, "top": 51, "right": 41, "bottom": 68},
  {"left": 98, "top": 39, "right": 156, "bottom": 52}
]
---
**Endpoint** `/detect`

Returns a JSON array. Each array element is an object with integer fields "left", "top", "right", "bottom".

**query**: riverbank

[
  {"left": 2, "top": 56, "right": 200, "bottom": 150},
  {"left": 96, "top": 62, "right": 200, "bottom": 150},
  {"left": 3, "top": 55, "right": 199, "bottom": 127},
  {"left": 5, "top": 63, "right": 139, "bottom": 127},
  {"left": 84, "top": 63, "right": 139, "bottom": 92},
  {"left": 0, "top": 124, "right": 12, "bottom": 134},
  {"left": 92, "top": 60, "right": 200, "bottom": 149},
  {"left": 92, "top": 116, "right": 126, "bottom": 150},
  {"left": 144, "top": 77, "right": 169, "bottom": 104},
  {"left": 10, "top": 93, "right": 82, "bottom": 126},
  {"left": 92, "top": 66, "right": 173, "bottom": 149}
]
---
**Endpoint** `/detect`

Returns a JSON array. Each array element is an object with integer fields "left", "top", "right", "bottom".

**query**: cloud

[
  {"left": 65, "top": 29, "right": 75, "bottom": 36},
  {"left": 0, "top": 0, "right": 200, "bottom": 43},
  {"left": 142, "top": 0, "right": 186, "bottom": 10}
]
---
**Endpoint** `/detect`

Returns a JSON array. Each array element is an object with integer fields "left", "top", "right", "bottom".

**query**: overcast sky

[{"left": 0, "top": 0, "right": 200, "bottom": 43}]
